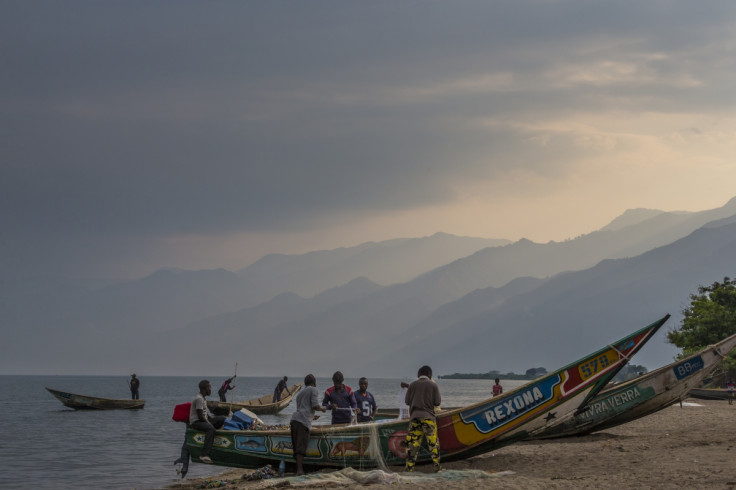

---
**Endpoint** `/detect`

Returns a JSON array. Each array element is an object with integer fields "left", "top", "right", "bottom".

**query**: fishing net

[
  {"left": 256, "top": 467, "right": 514, "bottom": 486},
  {"left": 317, "top": 416, "right": 393, "bottom": 472}
]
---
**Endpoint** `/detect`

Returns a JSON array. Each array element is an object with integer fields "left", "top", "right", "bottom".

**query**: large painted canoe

[
  {"left": 688, "top": 387, "right": 733, "bottom": 400},
  {"left": 45, "top": 387, "right": 145, "bottom": 410},
  {"left": 528, "top": 332, "right": 736, "bottom": 439},
  {"left": 208, "top": 383, "right": 302, "bottom": 415},
  {"left": 185, "top": 314, "right": 669, "bottom": 469}
]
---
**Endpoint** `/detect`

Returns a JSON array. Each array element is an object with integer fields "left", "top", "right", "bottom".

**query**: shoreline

[{"left": 166, "top": 398, "right": 736, "bottom": 489}]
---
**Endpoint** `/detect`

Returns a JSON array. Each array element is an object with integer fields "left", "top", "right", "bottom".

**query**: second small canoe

[
  {"left": 45, "top": 387, "right": 145, "bottom": 410},
  {"left": 208, "top": 383, "right": 302, "bottom": 415}
]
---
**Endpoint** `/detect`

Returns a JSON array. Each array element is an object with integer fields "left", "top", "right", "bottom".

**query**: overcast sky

[{"left": 3, "top": 1, "right": 735, "bottom": 280}]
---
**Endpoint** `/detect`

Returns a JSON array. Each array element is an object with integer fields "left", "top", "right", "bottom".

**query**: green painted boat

[
  {"left": 45, "top": 387, "right": 145, "bottom": 410},
  {"left": 185, "top": 314, "right": 669, "bottom": 469},
  {"left": 529, "top": 331, "right": 736, "bottom": 439}
]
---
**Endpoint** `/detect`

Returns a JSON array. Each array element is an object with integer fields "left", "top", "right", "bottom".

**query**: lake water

[{"left": 1, "top": 375, "right": 527, "bottom": 489}]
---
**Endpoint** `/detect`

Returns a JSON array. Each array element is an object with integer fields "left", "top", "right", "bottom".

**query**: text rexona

[{"left": 484, "top": 386, "right": 545, "bottom": 425}]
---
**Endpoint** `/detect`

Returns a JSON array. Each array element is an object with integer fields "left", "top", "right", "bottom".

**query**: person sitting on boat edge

[
  {"left": 189, "top": 380, "right": 226, "bottom": 464},
  {"left": 492, "top": 377, "right": 503, "bottom": 397},
  {"left": 129, "top": 374, "right": 140, "bottom": 400},
  {"left": 273, "top": 376, "right": 290, "bottom": 403},
  {"left": 290, "top": 374, "right": 327, "bottom": 476},
  {"left": 404, "top": 365, "right": 442, "bottom": 473},
  {"left": 355, "top": 377, "right": 377, "bottom": 422},
  {"left": 322, "top": 371, "right": 358, "bottom": 424},
  {"left": 218, "top": 376, "right": 236, "bottom": 402}
]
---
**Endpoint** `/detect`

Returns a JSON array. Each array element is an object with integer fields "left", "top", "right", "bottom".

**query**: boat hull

[
  {"left": 529, "top": 332, "right": 736, "bottom": 439},
  {"left": 688, "top": 388, "right": 733, "bottom": 400},
  {"left": 207, "top": 383, "right": 302, "bottom": 415},
  {"left": 45, "top": 387, "right": 145, "bottom": 410},
  {"left": 186, "top": 315, "right": 669, "bottom": 469}
]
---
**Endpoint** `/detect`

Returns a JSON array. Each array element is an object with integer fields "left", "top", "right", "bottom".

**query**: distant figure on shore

[
  {"left": 290, "top": 374, "right": 327, "bottom": 476},
  {"left": 355, "top": 377, "right": 377, "bottom": 422},
  {"left": 727, "top": 380, "right": 735, "bottom": 405},
  {"left": 218, "top": 376, "right": 236, "bottom": 402},
  {"left": 492, "top": 378, "right": 503, "bottom": 397},
  {"left": 273, "top": 376, "right": 291, "bottom": 403},
  {"left": 322, "top": 371, "right": 358, "bottom": 424},
  {"left": 404, "top": 365, "right": 442, "bottom": 473},
  {"left": 189, "top": 380, "right": 226, "bottom": 464},
  {"left": 129, "top": 374, "right": 140, "bottom": 400}
]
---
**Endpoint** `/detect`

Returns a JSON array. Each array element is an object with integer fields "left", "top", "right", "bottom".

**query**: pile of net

[{"left": 256, "top": 467, "right": 514, "bottom": 487}]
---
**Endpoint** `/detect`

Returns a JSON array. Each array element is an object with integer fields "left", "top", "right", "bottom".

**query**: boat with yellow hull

[{"left": 185, "top": 314, "right": 669, "bottom": 469}]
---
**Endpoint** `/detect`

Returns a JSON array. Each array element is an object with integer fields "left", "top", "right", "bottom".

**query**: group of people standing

[
  {"left": 289, "top": 366, "right": 440, "bottom": 475},
  {"left": 183, "top": 366, "right": 498, "bottom": 476}
]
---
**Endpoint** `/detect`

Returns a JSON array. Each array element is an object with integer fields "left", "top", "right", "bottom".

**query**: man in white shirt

[{"left": 189, "top": 380, "right": 226, "bottom": 464}]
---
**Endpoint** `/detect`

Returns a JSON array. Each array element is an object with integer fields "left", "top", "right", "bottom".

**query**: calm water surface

[{"left": 1, "top": 375, "right": 526, "bottom": 489}]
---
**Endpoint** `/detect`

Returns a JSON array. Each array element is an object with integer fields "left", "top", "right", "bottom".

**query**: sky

[{"left": 2, "top": 1, "right": 736, "bottom": 281}]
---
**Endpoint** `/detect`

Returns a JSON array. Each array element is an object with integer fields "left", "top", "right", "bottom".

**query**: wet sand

[{"left": 167, "top": 398, "right": 736, "bottom": 489}]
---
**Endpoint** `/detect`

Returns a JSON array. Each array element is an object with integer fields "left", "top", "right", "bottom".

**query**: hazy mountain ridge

[
  {"left": 143, "top": 214, "right": 736, "bottom": 377},
  {"left": 389, "top": 218, "right": 736, "bottom": 376},
  {"left": 3, "top": 198, "right": 736, "bottom": 375},
  {"left": 237, "top": 232, "right": 510, "bottom": 301},
  {"left": 414, "top": 196, "right": 736, "bottom": 296}
]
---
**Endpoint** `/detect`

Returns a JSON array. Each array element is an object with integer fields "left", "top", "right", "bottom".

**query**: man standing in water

[
  {"left": 129, "top": 374, "right": 140, "bottom": 399},
  {"left": 492, "top": 378, "right": 503, "bottom": 397},
  {"left": 189, "top": 380, "right": 226, "bottom": 464},
  {"left": 404, "top": 365, "right": 442, "bottom": 472},
  {"left": 290, "top": 374, "right": 327, "bottom": 476}
]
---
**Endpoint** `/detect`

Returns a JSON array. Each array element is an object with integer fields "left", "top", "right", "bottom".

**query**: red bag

[{"left": 172, "top": 402, "right": 191, "bottom": 423}]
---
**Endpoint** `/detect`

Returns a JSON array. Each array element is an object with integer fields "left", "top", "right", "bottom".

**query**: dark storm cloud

[{"left": 2, "top": 1, "right": 735, "bottom": 277}]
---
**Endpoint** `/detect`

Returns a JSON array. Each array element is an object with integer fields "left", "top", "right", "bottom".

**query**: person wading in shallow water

[
  {"left": 404, "top": 365, "right": 442, "bottom": 473},
  {"left": 492, "top": 378, "right": 503, "bottom": 397}
]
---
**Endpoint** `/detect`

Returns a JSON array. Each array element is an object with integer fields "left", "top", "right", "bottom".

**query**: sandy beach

[{"left": 168, "top": 398, "right": 736, "bottom": 490}]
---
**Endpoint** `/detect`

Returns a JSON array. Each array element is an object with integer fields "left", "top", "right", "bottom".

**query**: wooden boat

[
  {"left": 45, "top": 387, "right": 145, "bottom": 410},
  {"left": 185, "top": 314, "right": 669, "bottom": 469},
  {"left": 688, "top": 387, "right": 733, "bottom": 400},
  {"left": 373, "top": 407, "right": 460, "bottom": 420},
  {"left": 208, "top": 383, "right": 302, "bottom": 415},
  {"left": 528, "top": 332, "right": 736, "bottom": 439}
]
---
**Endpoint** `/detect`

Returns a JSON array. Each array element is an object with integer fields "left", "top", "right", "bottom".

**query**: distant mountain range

[{"left": 2, "top": 197, "right": 736, "bottom": 377}]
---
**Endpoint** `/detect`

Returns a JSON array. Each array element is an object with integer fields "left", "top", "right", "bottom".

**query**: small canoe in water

[
  {"left": 208, "top": 383, "right": 302, "bottom": 415},
  {"left": 45, "top": 387, "right": 145, "bottom": 410}
]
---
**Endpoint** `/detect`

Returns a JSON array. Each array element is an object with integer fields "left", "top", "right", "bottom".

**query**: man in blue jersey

[
  {"left": 355, "top": 377, "right": 377, "bottom": 423},
  {"left": 322, "top": 371, "right": 358, "bottom": 424}
]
